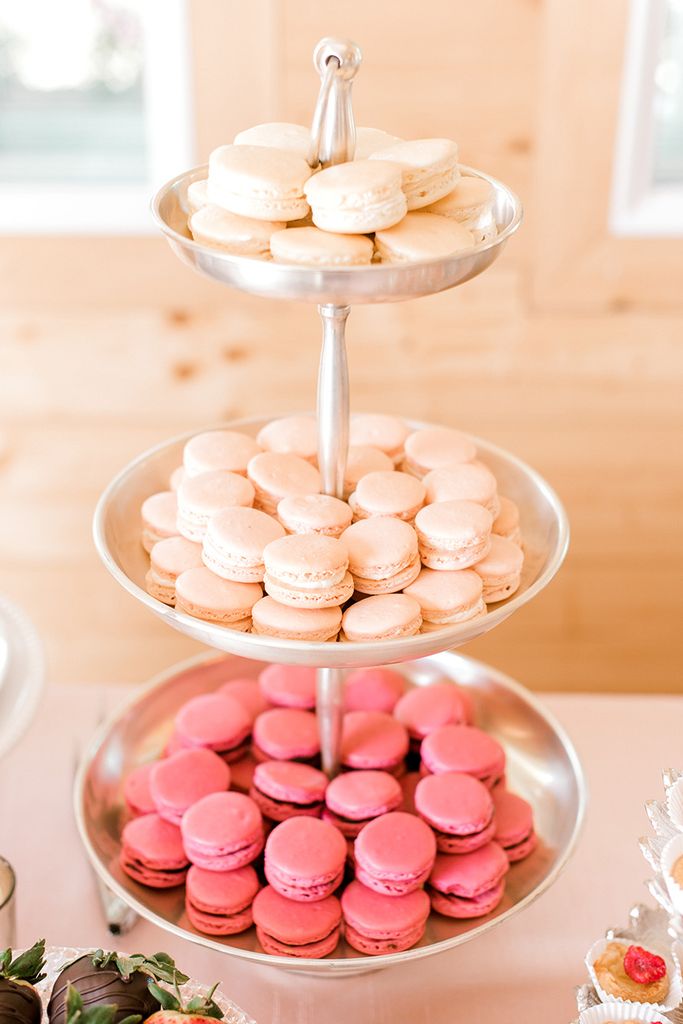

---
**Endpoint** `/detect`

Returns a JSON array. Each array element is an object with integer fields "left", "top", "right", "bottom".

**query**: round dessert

[
  {"left": 251, "top": 760, "right": 328, "bottom": 822},
  {"left": 247, "top": 452, "right": 321, "bottom": 516},
  {"left": 425, "top": 174, "right": 495, "bottom": 222},
  {"left": 174, "top": 692, "right": 252, "bottom": 761},
  {"left": 140, "top": 491, "right": 178, "bottom": 553},
  {"left": 341, "top": 516, "right": 420, "bottom": 594},
  {"left": 415, "top": 500, "right": 493, "bottom": 571},
  {"left": 394, "top": 681, "right": 468, "bottom": 742},
  {"left": 120, "top": 812, "right": 189, "bottom": 888},
  {"left": 492, "top": 789, "right": 537, "bottom": 863},
  {"left": 349, "top": 414, "right": 411, "bottom": 464},
  {"left": 303, "top": 159, "right": 407, "bottom": 234},
  {"left": 251, "top": 596, "right": 342, "bottom": 642},
  {"left": 342, "top": 880, "right": 430, "bottom": 955},
  {"left": 181, "top": 791, "right": 264, "bottom": 870},
  {"left": 592, "top": 942, "right": 670, "bottom": 1005},
  {"left": 341, "top": 593, "right": 422, "bottom": 642},
  {"left": 208, "top": 144, "right": 311, "bottom": 221},
  {"left": 323, "top": 770, "right": 403, "bottom": 837},
  {"left": 403, "top": 568, "right": 486, "bottom": 628},
  {"left": 428, "top": 842, "right": 509, "bottom": 918},
  {"left": 343, "top": 666, "right": 406, "bottom": 713},
  {"left": 369, "top": 138, "right": 460, "bottom": 209},
  {"left": 423, "top": 462, "right": 500, "bottom": 518},
  {"left": 473, "top": 535, "right": 524, "bottom": 603},
  {"left": 189, "top": 205, "right": 286, "bottom": 258},
  {"left": 47, "top": 951, "right": 161, "bottom": 1024},
  {"left": 271, "top": 226, "right": 374, "bottom": 266},
  {"left": 252, "top": 707, "right": 320, "bottom": 762},
  {"left": 146, "top": 536, "right": 203, "bottom": 605},
  {"left": 123, "top": 762, "right": 156, "bottom": 817},
  {"left": 354, "top": 126, "right": 404, "bottom": 159},
  {"left": 415, "top": 772, "right": 495, "bottom": 853},
  {"left": 258, "top": 664, "right": 316, "bottom": 709},
  {"left": 183, "top": 430, "right": 262, "bottom": 478},
  {"left": 175, "top": 567, "right": 262, "bottom": 629},
  {"left": 403, "top": 427, "right": 477, "bottom": 477},
  {"left": 252, "top": 885, "right": 342, "bottom": 958},
  {"left": 264, "top": 816, "right": 347, "bottom": 901},
  {"left": 375, "top": 213, "right": 474, "bottom": 263},
  {"left": 218, "top": 676, "right": 270, "bottom": 721},
  {"left": 187, "top": 177, "right": 209, "bottom": 214},
  {"left": 185, "top": 863, "right": 260, "bottom": 936},
  {"left": 421, "top": 724, "right": 506, "bottom": 788},
  {"left": 340, "top": 710, "right": 409, "bottom": 773},
  {"left": 176, "top": 470, "right": 255, "bottom": 543},
  {"left": 256, "top": 415, "right": 318, "bottom": 462},
  {"left": 201, "top": 506, "right": 285, "bottom": 583},
  {"left": 492, "top": 496, "right": 522, "bottom": 546},
  {"left": 349, "top": 470, "right": 426, "bottom": 523},
  {"left": 277, "top": 493, "right": 353, "bottom": 538},
  {"left": 354, "top": 811, "right": 436, "bottom": 896},
  {"left": 149, "top": 747, "right": 230, "bottom": 825},
  {"left": 263, "top": 533, "right": 353, "bottom": 609},
  {"left": 233, "top": 122, "right": 311, "bottom": 157},
  {"left": 343, "top": 445, "right": 395, "bottom": 497}
]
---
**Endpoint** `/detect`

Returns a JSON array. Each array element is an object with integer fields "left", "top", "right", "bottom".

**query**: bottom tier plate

[{"left": 74, "top": 651, "right": 586, "bottom": 976}]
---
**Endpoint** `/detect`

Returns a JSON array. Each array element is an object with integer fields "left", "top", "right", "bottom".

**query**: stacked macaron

[
  {"left": 185, "top": 119, "right": 497, "bottom": 265},
  {"left": 119, "top": 660, "right": 537, "bottom": 956}
]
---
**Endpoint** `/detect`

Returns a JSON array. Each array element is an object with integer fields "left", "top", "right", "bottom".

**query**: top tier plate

[{"left": 152, "top": 165, "right": 522, "bottom": 305}]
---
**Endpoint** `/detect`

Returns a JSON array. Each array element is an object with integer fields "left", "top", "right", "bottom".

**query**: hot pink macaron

[
  {"left": 123, "top": 762, "right": 156, "bottom": 817},
  {"left": 218, "top": 677, "right": 270, "bottom": 722},
  {"left": 492, "top": 789, "right": 537, "bottom": 863},
  {"left": 253, "top": 885, "right": 342, "bottom": 958},
  {"left": 323, "top": 770, "right": 403, "bottom": 838},
  {"left": 252, "top": 707, "right": 321, "bottom": 762},
  {"left": 185, "top": 863, "right": 260, "bottom": 936},
  {"left": 181, "top": 791, "right": 264, "bottom": 870},
  {"left": 415, "top": 771, "right": 495, "bottom": 853},
  {"left": 174, "top": 692, "right": 252, "bottom": 762},
  {"left": 343, "top": 666, "right": 406, "bottom": 713},
  {"left": 342, "top": 880, "right": 430, "bottom": 955},
  {"left": 394, "top": 682, "right": 468, "bottom": 743},
  {"left": 354, "top": 811, "right": 436, "bottom": 896},
  {"left": 428, "top": 842, "right": 509, "bottom": 918},
  {"left": 420, "top": 724, "right": 506, "bottom": 788},
  {"left": 149, "top": 747, "right": 230, "bottom": 824},
  {"left": 258, "top": 664, "right": 316, "bottom": 709},
  {"left": 264, "top": 816, "right": 347, "bottom": 901},
  {"left": 120, "top": 812, "right": 190, "bottom": 888},
  {"left": 341, "top": 711, "right": 409, "bottom": 773},
  {"left": 251, "top": 760, "right": 328, "bottom": 822}
]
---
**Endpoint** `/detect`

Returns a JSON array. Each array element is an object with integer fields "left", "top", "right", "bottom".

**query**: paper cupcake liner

[
  {"left": 666, "top": 778, "right": 683, "bottom": 833},
  {"left": 580, "top": 1002, "right": 671, "bottom": 1023},
  {"left": 585, "top": 936, "right": 682, "bottom": 1012},
  {"left": 661, "top": 833, "right": 683, "bottom": 917}
]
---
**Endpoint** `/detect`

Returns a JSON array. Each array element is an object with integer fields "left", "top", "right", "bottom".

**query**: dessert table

[{"left": 2, "top": 684, "right": 679, "bottom": 1023}]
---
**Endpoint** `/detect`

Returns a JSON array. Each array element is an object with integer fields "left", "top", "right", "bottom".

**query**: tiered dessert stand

[{"left": 78, "top": 38, "right": 585, "bottom": 974}]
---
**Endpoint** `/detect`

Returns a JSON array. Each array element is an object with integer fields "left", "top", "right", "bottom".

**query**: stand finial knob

[{"left": 308, "top": 38, "right": 362, "bottom": 168}]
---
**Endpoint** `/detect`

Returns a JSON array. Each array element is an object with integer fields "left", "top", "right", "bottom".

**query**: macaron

[
  {"left": 415, "top": 500, "right": 493, "bottom": 571},
  {"left": 174, "top": 692, "right": 252, "bottom": 762},
  {"left": 277, "top": 493, "right": 353, "bottom": 539},
  {"left": 176, "top": 470, "right": 255, "bottom": 543},
  {"left": 303, "top": 160, "right": 407, "bottom": 234},
  {"left": 270, "top": 226, "right": 374, "bottom": 266},
  {"left": 423, "top": 462, "right": 500, "bottom": 519},
  {"left": 369, "top": 138, "right": 460, "bottom": 209},
  {"left": 208, "top": 144, "right": 311, "bottom": 221},
  {"left": 341, "top": 594, "right": 422, "bottom": 642},
  {"left": 424, "top": 174, "right": 495, "bottom": 223},
  {"left": 149, "top": 747, "right": 230, "bottom": 825},
  {"left": 258, "top": 664, "right": 316, "bottom": 709},
  {"left": 175, "top": 567, "right": 262, "bottom": 630},
  {"left": 189, "top": 205, "right": 286, "bottom": 258},
  {"left": 120, "top": 812, "right": 189, "bottom": 888},
  {"left": 252, "top": 707, "right": 320, "bottom": 762},
  {"left": 341, "top": 516, "right": 420, "bottom": 594},
  {"left": 233, "top": 122, "right": 310, "bottom": 158},
  {"left": 187, "top": 178, "right": 209, "bottom": 214},
  {"left": 354, "top": 127, "right": 404, "bottom": 159},
  {"left": 181, "top": 791, "right": 264, "bottom": 870},
  {"left": 354, "top": 811, "right": 436, "bottom": 895},
  {"left": 256, "top": 415, "right": 318, "bottom": 463},
  {"left": 394, "top": 681, "right": 468, "bottom": 743},
  {"left": 403, "top": 427, "right": 477, "bottom": 477},
  {"left": 247, "top": 452, "right": 321, "bottom": 516},
  {"left": 169, "top": 465, "right": 186, "bottom": 491},
  {"left": 145, "top": 536, "right": 203, "bottom": 605},
  {"left": 349, "top": 414, "right": 411, "bottom": 465},
  {"left": 342, "top": 880, "right": 430, "bottom": 955},
  {"left": 375, "top": 212, "right": 474, "bottom": 263},
  {"left": 428, "top": 842, "right": 509, "bottom": 918},
  {"left": 344, "top": 666, "right": 406, "bottom": 713},
  {"left": 349, "top": 471, "right": 426, "bottom": 523},
  {"left": 123, "top": 762, "right": 156, "bottom": 817},
  {"left": 251, "top": 596, "right": 341, "bottom": 642},
  {"left": 343, "top": 445, "right": 395, "bottom": 497},
  {"left": 185, "top": 863, "right": 260, "bottom": 936},
  {"left": 183, "top": 430, "right": 262, "bottom": 478},
  {"left": 140, "top": 491, "right": 178, "bottom": 552},
  {"left": 415, "top": 771, "right": 495, "bottom": 853},
  {"left": 323, "top": 770, "right": 403, "bottom": 837},
  {"left": 263, "top": 533, "right": 353, "bottom": 609},
  {"left": 218, "top": 677, "right": 270, "bottom": 722},
  {"left": 473, "top": 535, "right": 524, "bottom": 603},
  {"left": 251, "top": 760, "right": 328, "bottom": 822},
  {"left": 252, "top": 885, "right": 342, "bottom": 958},
  {"left": 403, "top": 568, "right": 486, "bottom": 627},
  {"left": 421, "top": 724, "right": 506, "bottom": 788},
  {"left": 202, "top": 506, "right": 285, "bottom": 582},
  {"left": 492, "top": 789, "right": 537, "bottom": 862},
  {"left": 264, "top": 816, "right": 347, "bottom": 901},
  {"left": 341, "top": 711, "right": 409, "bottom": 773},
  {"left": 492, "top": 496, "right": 522, "bottom": 546}
]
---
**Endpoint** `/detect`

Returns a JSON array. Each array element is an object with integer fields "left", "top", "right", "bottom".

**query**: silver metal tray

[{"left": 74, "top": 650, "right": 586, "bottom": 976}]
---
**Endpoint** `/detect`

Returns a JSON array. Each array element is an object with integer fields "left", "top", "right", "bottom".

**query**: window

[{"left": 0, "top": 0, "right": 193, "bottom": 233}]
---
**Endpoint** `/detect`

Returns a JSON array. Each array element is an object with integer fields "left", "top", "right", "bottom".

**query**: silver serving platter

[
  {"left": 152, "top": 165, "right": 522, "bottom": 305},
  {"left": 93, "top": 415, "right": 569, "bottom": 670},
  {"left": 74, "top": 650, "right": 586, "bottom": 977}
]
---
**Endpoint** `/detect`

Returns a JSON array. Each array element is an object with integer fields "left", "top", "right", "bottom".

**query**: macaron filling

[{"left": 429, "top": 879, "right": 506, "bottom": 918}]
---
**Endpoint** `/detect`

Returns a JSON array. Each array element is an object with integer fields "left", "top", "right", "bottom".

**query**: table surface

[{"left": 2, "top": 685, "right": 680, "bottom": 1024}]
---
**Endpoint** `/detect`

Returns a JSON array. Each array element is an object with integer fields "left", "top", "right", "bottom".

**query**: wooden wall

[{"left": 1, "top": 0, "right": 682, "bottom": 692}]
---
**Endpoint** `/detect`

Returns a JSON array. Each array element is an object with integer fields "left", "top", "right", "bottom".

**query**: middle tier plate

[{"left": 94, "top": 416, "right": 569, "bottom": 669}]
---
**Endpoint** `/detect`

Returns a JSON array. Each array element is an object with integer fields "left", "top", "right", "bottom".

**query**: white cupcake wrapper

[
  {"left": 585, "top": 936, "right": 682, "bottom": 1012},
  {"left": 647, "top": 800, "right": 681, "bottom": 843},
  {"left": 580, "top": 1002, "right": 671, "bottom": 1023},
  {"left": 661, "top": 833, "right": 683, "bottom": 917},
  {"left": 666, "top": 778, "right": 683, "bottom": 833}
]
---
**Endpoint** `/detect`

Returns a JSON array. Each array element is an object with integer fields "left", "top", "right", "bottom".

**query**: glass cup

[{"left": 0, "top": 856, "right": 16, "bottom": 949}]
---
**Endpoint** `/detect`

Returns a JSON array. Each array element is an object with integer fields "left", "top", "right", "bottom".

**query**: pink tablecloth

[{"left": 1, "top": 686, "right": 680, "bottom": 1024}]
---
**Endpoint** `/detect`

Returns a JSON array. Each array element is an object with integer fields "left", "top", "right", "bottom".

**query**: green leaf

[
  {"left": 0, "top": 948, "right": 12, "bottom": 975},
  {"left": 7, "top": 940, "right": 47, "bottom": 984},
  {"left": 118, "top": 1016, "right": 142, "bottom": 1024},
  {"left": 147, "top": 982, "right": 180, "bottom": 1012},
  {"left": 65, "top": 984, "right": 84, "bottom": 1024},
  {"left": 84, "top": 1008, "right": 118, "bottom": 1024},
  {"left": 113, "top": 956, "right": 138, "bottom": 982}
]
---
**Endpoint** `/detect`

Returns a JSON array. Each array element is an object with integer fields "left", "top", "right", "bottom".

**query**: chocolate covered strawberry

[
  {"left": 0, "top": 939, "right": 47, "bottom": 1024},
  {"left": 144, "top": 980, "right": 224, "bottom": 1024},
  {"left": 65, "top": 984, "right": 141, "bottom": 1024}
]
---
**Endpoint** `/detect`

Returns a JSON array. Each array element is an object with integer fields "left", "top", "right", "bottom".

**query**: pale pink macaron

[
  {"left": 374, "top": 212, "right": 474, "bottom": 262},
  {"left": 403, "top": 567, "right": 486, "bottom": 627},
  {"left": 218, "top": 677, "right": 270, "bottom": 722},
  {"left": 181, "top": 790, "right": 264, "bottom": 870},
  {"left": 341, "top": 516, "right": 420, "bottom": 594},
  {"left": 169, "top": 465, "right": 186, "bottom": 491},
  {"left": 146, "top": 536, "right": 203, "bottom": 605},
  {"left": 349, "top": 471, "right": 426, "bottom": 523},
  {"left": 403, "top": 427, "right": 477, "bottom": 478},
  {"left": 256, "top": 416, "right": 318, "bottom": 463},
  {"left": 251, "top": 596, "right": 342, "bottom": 642},
  {"left": 149, "top": 747, "right": 230, "bottom": 825},
  {"left": 394, "top": 681, "right": 468, "bottom": 743},
  {"left": 141, "top": 491, "right": 178, "bottom": 553},
  {"left": 247, "top": 452, "right": 321, "bottom": 516},
  {"left": 202, "top": 506, "right": 285, "bottom": 582},
  {"left": 252, "top": 708, "right": 320, "bottom": 762},
  {"left": 263, "top": 533, "right": 353, "bottom": 609},
  {"left": 277, "top": 494, "right": 352, "bottom": 539},
  {"left": 343, "top": 445, "right": 394, "bottom": 498},
  {"left": 258, "top": 664, "right": 316, "bottom": 709},
  {"left": 324, "top": 770, "right": 403, "bottom": 837},
  {"left": 492, "top": 496, "right": 522, "bottom": 546},
  {"left": 341, "top": 711, "right": 410, "bottom": 773},
  {"left": 342, "top": 594, "right": 422, "bottom": 642},
  {"left": 176, "top": 470, "right": 255, "bottom": 542},
  {"left": 415, "top": 500, "right": 493, "bottom": 570},
  {"left": 473, "top": 535, "right": 524, "bottom": 603},
  {"left": 175, "top": 566, "right": 262, "bottom": 630},
  {"left": 349, "top": 414, "right": 411, "bottom": 465},
  {"left": 183, "top": 430, "right": 262, "bottom": 477},
  {"left": 344, "top": 666, "right": 406, "bottom": 713},
  {"left": 174, "top": 692, "right": 252, "bottom": 761},
  {"left": 423, "top": 462, "right": 500, "bottom": 519}
]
